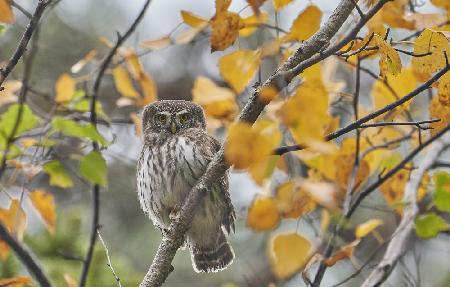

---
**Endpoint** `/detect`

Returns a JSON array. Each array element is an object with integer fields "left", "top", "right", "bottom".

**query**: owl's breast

[{"left": 137, "top": 136, "right": 209, "bottom": 226}]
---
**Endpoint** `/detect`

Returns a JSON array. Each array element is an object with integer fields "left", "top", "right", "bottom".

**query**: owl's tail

[{"left": 189, "top": 230, "right": 234, "bottom": 273}]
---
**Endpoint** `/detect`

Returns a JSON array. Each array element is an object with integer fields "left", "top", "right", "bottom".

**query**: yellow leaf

[
  {"left": 430, "top": 95, "right": 450, "bottom": 135},
  {"left": 380, "top": 166, "right": 429, "bottom": 213},
  {"left": 63, "top": 273, "right": 78, "bottom": 287},
  {"left": 355, "top": 219, "right": 384, "bottom": 238},
  {"left": 281, "top": 80, "right": 330, "bottom": 143},
  {"left": 258, "top": 85, "right": 278, "bottom": 104},
  {"left": 404, "top": 13, "right": 448, "bottom": 30},
  {"left": 273, "top": 0, "right": 294, "bottom": 11},
  {"left": 0, "top": 199, "right": 27, "bottom": 241},
  {"left": 71, "top": 50, "right": 97, "bottom": 73},
  {"left": 112, "top": 65, "right": 139, "bottom": 98},
  {"left": 275, "top": 181, "right": 316, "bottom": 219},
  {"left": 324, "top": 240, "right": 360, "bottom": 267},
  {"left": 216, "top": 0, "right": 232, "bottom": 13},
  {"left": 438, "top": 67, "right": 450, "bottom": 106},
  {"left": 371, "top": 67, "right": 417, "bottom": 118},
  {"left": 0, "top": 240, "right": 10, "bottom": 261},
  {"left": 225, "top": 120, "right": 280, "bottom": 169},
  {"left": 287, "top": 5, "right": 322, "bottom": 42},
  {"left": 0, "top": 80, "right": 21, "bottom": 106},
  {"left": 219, "top": 49, "right": 261, "bottom": 94},
  {"left": 247, "top": 196, "right": 280, "bottom": 231},
  {"left": 29, "top": 189, "right": 56, "bottom": 234},
  {"left": 372, "top": 34, "right": 402, "bottom": 77},
  {"left": 412, "top": 29, "right": 450, "bottom": 76},
  {"left": 140, "top": 36, "right": 172, "bottom": 50},
  {"left": 334, "top": 138, "right": 370, "bottom": 193},
  {"left": 0, "top": 276, "right": 32, "bottom": 287},
  {"left": 211, "top": 11, "right": 243, "bottom": 51},
  {"left": 192, "top": 76, "right": 237, "bottom": 120},
  {"left": 180, "top": 10, "right": 208, "bottom": 28},
  {"left": 247, "top": 155, "right": 283, "bottom": 185},
  {"left": 381, "top": 0, "right": 415, "bottom": 30},
  {"left": 269, "top": 233, "right": 312, "bottom": 279},
  {"left": 239, "top": 12, "right": 268, "bottom": 37},
  {"left": 55, "top": 73, "right": 76, "bottom": 104},
  {"left": 137, "top": 73, "right": 158, "bottom": 107},
  {"left": 0, "top": 0, "right": 14, "bottom": 23},
  {"left": 431, "top": 0, "right": 450, "bottom": 10}
]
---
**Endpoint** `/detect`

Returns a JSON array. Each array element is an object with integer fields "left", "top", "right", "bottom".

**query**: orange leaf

[
  {"left": 247, "top": 0, "right": 267, "bottom": 14},
  {"left": 29, "top": 189, "right": 56, "bottom": 234},
  {"left": 130, "top": 112, "right": 142, "bottom": 138},
  {"left": 0, "top": 0, "right": 14, "bottom": 23},
  {"left": 273, "top": 0, "right": 294, "bottom": 11},
  {"left": 324, "top": 240, "right": 360, "bottom": 267},
  {"left": 63, "top": 274, "right": 78, "bottom": 287},
  {"left": 71, "top": 50, "right": 97, "bottom": 73},
  {"left": 0, "top": 276, "right": 32, "bottom": 287},
  {"left": 55, "top": 73, "right": 76, "bottom": 104},
  {"left": 247, "top": 196, "right": 280, "bottom": 231},
  {"left": 0, "top": 199, "right": 27, "bottom": 241},
  {"left": 0, "top": 80, "right": 21, "bottom": 107},
  {"left": 210, "top": 11, "right": 242, "bottom": 51}
]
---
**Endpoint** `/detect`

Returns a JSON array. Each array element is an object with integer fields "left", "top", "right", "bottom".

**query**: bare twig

[
  {"left": 11, "top": 1, "right": 32, "bottom": 18},
  {"left": 0, "top": 222, "right": 51, "bottom": 287},
  {"left": 139, "top": 1, "right": 377, "bottom": 286},
  {"left": 97, "top": 229, "right": 122, "bottom": 287},
  {"left": 0, "top": 0, "right": 49, "bottom": 87},
  {"left": 0, "top": 0, "right": 50, "bottom": 180},
  {"left": 78, "top": 1, "right": 152, "bottom": 286},
  {"left": 361, "top": 130, "right": 450, "bottom": 287}
]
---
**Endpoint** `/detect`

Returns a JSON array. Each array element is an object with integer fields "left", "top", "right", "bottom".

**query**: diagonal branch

[
  {"left": 0, "top": 0, "right": 49, "bottom": 88},
  {"left": 0, "top": 222, "right": 51, "bottom": 287},
  {"left": 361, "top": 130, "right": 450, "bottom": 287},
  {"left": 139, "top": 0, "right": 386, "bottom": 286},
  {"left": 78, "top": 1, "right": 152, "bottom": 286}
]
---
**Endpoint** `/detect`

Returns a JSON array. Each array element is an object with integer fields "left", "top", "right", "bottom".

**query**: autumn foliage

[{"left": 0, "top": 0, "right": 450, "bottom": 286}]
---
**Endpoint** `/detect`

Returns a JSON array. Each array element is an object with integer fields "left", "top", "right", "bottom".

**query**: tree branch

[
  {"left": 0, "top": 0, "right": 49, "bottom": 88},
  {"left": 0, "top": 222, "right": 51, "bottom": 287},
  {"left": 139, "top": 0, "right": 379, "bottom": 286},
  {"left": 78, "top": 1, "right": 152, "bottom": 286},
  {"left": 361, "top": 130, "right": 450, "bottom": 287},
  {"left": 0, "top": 0, "right": 50, "bottom": 180}
]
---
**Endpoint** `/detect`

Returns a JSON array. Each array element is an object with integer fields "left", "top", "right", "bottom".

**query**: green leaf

[
  {"left": 43, "top": 160, "right": 74, "bottom": 188},
  {"left": 415, "top": 212, "right": 450, "bottom": 239},
  {"left": 379, "top": 153, "right": 402, "bottom": 171},
  {"left": 0, "top": 25, "right": 5, "bottom": 34},
  {"left": 433, "top": 171, "right": 450, "bottom": 213},
  {"left": 51, "top": 117, "right": 109, "bottom": 146},
  {"left": 0, "top": 104, "right": 39, "bottom": 148},
  {"left": 79, "top": 151, "right": 107, "bottom": 187},
  {"left": 68, "top": 90, "right": 110, "bottom": 121}
]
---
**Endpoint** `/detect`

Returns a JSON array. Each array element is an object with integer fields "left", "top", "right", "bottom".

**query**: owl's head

[{"left": 142, "top": 100, "right": 206, "bottom": 134}]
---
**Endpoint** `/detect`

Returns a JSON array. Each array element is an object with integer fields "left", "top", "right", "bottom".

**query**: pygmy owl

[{"left": 136, "top": 100, "right": 235, "bottom": 273}]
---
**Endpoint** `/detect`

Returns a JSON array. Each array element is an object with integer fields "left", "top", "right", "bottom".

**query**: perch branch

[
  {"left": 139, "top": 0, "right": 382, "bottom": 286},
  {"left": 361, "top": 130, "right": 450, "bottom": 287},
  {"left": 78, "top": 1, "right": 152, "bottom": 286},
  {"left": 0, "top": 222, "right": 51, "bottom": 287}
]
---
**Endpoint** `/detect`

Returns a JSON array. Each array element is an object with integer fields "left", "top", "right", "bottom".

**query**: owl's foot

[{"left": 169, "top": 205, "right": 181, "bottom": 221}]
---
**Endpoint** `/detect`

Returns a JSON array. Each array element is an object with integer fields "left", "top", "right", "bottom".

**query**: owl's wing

[{"left": 187, "top": 131, "right": 236, "bottom": 234}]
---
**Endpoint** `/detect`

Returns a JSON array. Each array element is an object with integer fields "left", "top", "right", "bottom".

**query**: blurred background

[{"left": 1, "top": 0, "right": 449, "bottom": 286}]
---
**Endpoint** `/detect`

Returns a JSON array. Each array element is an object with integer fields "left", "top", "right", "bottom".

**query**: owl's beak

[{"left": 170, "top": 121, "right": 177, "bottom": 134}]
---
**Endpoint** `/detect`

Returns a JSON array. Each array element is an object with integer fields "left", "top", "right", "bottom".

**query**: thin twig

[
  {"left": 11, "top": 1, "right": 32, "bottom": 18},
  {"left": 0, "top": 222, "right": 51, "bottom": 287},
  {"left": 361, "top": 130, "right": 450, "bottom": 286},
  {"left": 97, "top": 229, "right": 122, "bottom": 287},
  {"left": 0, "top": 0, "right": 50, "bottom": 180},
  {"left": 78, "top": 1, "right": 152, "bottom": 286},
  {"left": 0, "top": 0, "right": 49, "bottom": 87}
]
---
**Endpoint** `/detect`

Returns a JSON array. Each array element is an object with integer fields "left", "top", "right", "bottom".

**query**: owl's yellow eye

[
  {"left": 156, "top": 114, "right": 167, "bottom": 123},
  {"left": 179, "top": 113, "right": 189, "bottom": 123}
]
